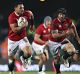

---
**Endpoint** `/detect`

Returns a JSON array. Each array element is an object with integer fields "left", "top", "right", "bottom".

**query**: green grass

[{"left": 0, "top": 71, "right": 80, "bottom": 74}]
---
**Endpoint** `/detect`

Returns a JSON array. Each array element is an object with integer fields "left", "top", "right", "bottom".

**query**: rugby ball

[{"left": 18, "top": 17, "right": 28, "bottom": 27}]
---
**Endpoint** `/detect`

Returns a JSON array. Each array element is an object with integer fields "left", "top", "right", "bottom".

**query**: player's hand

[
  {"left": 45, "top": 41, "right": 49, "bottom": 46},
  {"left": 22, "top": 20, "right": 28, "bottom": 27},
  {"left": 78, "top": 39, "right": 80, "bottom": 44},
  {"left": 65, "top": 30, "right": 70, "bottom": 35},
  {"left": 65, "top": 30, "right": 71, "bottom": 36},
  {"left": 30, "top": 25, "right": 35, "bottom": 32},
  {"left": 66, "top": 29, "right": 74, "bottom": 36},
  {"left": 19, "top": 21, "right": 28, "bottom": 29}
]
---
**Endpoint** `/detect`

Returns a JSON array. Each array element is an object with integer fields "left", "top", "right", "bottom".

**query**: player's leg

[
  {"left": 38, "top": 49, "right": 49, "bottom": 74},
  {"left": 19, "top": 37, "right": 32, "bottom": 68},
  {"left": 72, "top": 53, "right": 80, "bottom": 61},
  {"left": 32, "top": 42, "right": 49, "bottom": 74},
  {"left": 51, "top": 48, "right": 61, "bottom": 74},
  {"left": 50, "top": 48, "right": 61, "bottom": 74},
  {"left": 68, "top": 36, "right": 80, "bottom": 62},
  {"left": 53, "top": 56, "right": 61, "bottom": 74},
  {"left": 15, "top": 47, "right": 36, "bottom": 68},
  {"left": 61, "top": 39, "right": 76, "bottom": 67},
  {"left": 48, "top": 40, "right": 61, "bottom": 74},
  {"left": 62, "top": 50, "right": 71, "bottom": 67},
  {"left": 8, "top": 39, "right": 19, "bottom": 74}
]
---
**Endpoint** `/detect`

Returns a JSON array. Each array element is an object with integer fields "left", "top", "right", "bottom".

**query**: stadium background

[{"left": 0, "top": 0, "right": 80, "bottom": 72}]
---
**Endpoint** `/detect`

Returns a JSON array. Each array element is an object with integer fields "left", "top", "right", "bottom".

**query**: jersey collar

[
  {"left": 14, "top": 12, "right": 19, "bottom": 16},
  {"left": 43, "top": 23, "right": 47, "bottom": 28}
]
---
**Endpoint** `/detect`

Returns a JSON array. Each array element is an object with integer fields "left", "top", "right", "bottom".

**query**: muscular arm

[
  {"left": 10, "top": 23, "right": 23, "bottom": 33},
  {"left": 51, "top": 30, "right": 66, "bottom": 38},
  {"left": 34, "top": 34, "right": 45, "bottom": 44},
  {"left": 9, "top": 14, "right": 26, "bottom": 33},
  {"left": 70, "top": 23, "right": 79, "bottom": 40},
  {"left": 27, "top": 11, "right": 34, "bottom": 31}
]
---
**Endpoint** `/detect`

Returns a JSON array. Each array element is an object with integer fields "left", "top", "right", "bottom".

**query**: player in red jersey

[
  {"left": 8, "top": 2, "right": 34, "bottom": 74},
  {"left": 32, "top": 16, "right": 52, "bottom": 74},
  {"left": 48, "top": 8, "right": 80, "bottom": 74}
]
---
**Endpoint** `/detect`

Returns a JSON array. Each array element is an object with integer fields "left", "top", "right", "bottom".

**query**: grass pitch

[{"left": 0, "top": 71, "right": 80, "bottom": 74}]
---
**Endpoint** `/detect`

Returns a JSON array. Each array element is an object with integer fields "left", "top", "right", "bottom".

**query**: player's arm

[
  {"left": 51, "top": 29, "right": 67, "bottom": 38},
  {"left": 9, "top": 15, "right": 27, "bottom": 33},
  {"left": 27, "top": 11, "right": 35, "bottom": 32},
  {"left": 34, "top": 34, "right": 45, "bottom": 44},
  {"left": 51, "top": 22, "right": 67, "bottom": 38},
  {"left": 70, "top": 22, "right": 80, "bottom": 40},
  {"left": 9, "top": 23, "right": 24, "bottom": 33}
]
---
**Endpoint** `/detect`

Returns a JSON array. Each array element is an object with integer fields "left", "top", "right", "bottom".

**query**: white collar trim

[
  {"left": 43, "top": 23, "right": 47, "bottom": 28},
  {"left": 14, "top": 12, "right": 19, "bottom": 16}
]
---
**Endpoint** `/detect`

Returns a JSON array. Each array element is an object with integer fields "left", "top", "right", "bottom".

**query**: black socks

[{"left": 8, "top": 60, "right": 15, "bottom": 72}]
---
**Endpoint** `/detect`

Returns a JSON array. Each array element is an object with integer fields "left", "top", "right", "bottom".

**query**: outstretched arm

[
  {"left": 27, "top": 10, "right": 35, "bottom": 32},
  {"left": 70, "top": 22, "right": 80, "bottom": 44}
]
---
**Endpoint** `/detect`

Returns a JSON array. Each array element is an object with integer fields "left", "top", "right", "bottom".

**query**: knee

[
  {"left": 46, "top": 56, "right": 49, "bottom": 61},
  {"left": 8, "top": 55, "right": 14, "bottom": 60},
  {"left": 73, "top": 53, "right": 79, "bottom": 61},
  {"left": 44, "top": 50, "right": 49, "bottom": 61},
  {"left": 25, "top": 46, "right": 32, "bottom": 55},
  {"left": 27, "top": 52, "right": 32, "bottom": 58},
  {"left": 42, "top": 55, "right": 46, "bottom": 62},
  {"left": 54, "top": 57, "right": 60, "bottom": 64},
  {"left": 28, "top": 50, "right": 32, "bottom": 56}
]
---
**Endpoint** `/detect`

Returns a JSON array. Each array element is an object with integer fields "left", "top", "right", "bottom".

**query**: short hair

[
  {"left": 14, "top": 1, "right": 24, "bottom": 8},
  {"left": 54, "top": 8, "right": 67, "bottom": 18},
  {"left": 44, "top": 16, "right": 52, "bottom": 23},
  {"left": 57, "top": 8, "right": 67, "bottom": 14}
]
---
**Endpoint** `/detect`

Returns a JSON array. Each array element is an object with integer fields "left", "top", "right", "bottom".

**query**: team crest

[
  {"left": 43, "top": 30, "right": 46, "bottom": 33},
  {"left": 59, "top": 25, "right": 62, "bottom": 28},
  {"left": 48, "top": 29, "right": 50, "bottom": 32}
]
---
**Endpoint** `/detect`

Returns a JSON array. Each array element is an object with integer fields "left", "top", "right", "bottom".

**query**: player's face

[
  {"left": 15, "top": 4, "right": 24, "bottom": 15},
  {"left": 45, "top": 21, "right": 51, "bottom": 27},
  {"left": 58, "top": 13, "right": 65, "bottom": 21}
]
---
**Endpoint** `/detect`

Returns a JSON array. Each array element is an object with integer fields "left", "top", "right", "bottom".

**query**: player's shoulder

[
  {"left": 52, "top": 18, "right": 59, "bottom": 24},
  {"left": 65, "top": 17, "right": 72, "bottom": 23},
  {"left": 53, "top": 18, "right": 58, "bottom": 21},
  {"left": 8, "top": 12, "right": 15, "bottom": 18},
  {"left": 39, "top": 23, "right": 44, "bottom": 27},
  {"left": 24, "top": 10, "right": 33, "bottom": 15},
  {"left": 37, "top": 23, "right": 43, "bottom": 29},
  {"left": 65, "top": 17, "right": 72, "bottom": 21},
  {"left": 36, "top": 24, "right": 44, "bottom": 32}
]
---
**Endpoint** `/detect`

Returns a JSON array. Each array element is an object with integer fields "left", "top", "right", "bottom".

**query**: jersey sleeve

[
  {"left": 67, "top": 18, "right": 73, "bottom": 28},
  {"left": 51, "top": 19, "right": 59, "bottom": 33},
  {"left": 69, "top": 19, "right": 72, "bottom": 25},
  {"left": 52, "top": 20, "right": 58, "bottom": 30},
  {"left": 25, "top": 10, "right": 34, "bottom": 31},
  {"left": 36, "top": 25, "right": 43, "bottom": 35},
  {"left": 8, "top": 15, "right": 17, "bottom": 25}
]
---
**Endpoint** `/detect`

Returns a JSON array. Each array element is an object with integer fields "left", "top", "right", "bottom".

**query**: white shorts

[
  {"left": 8, "top": 37, "right": 31, "bottom": 56},
  {"left": 48, "top": 40, "right": 65, "bottom": 56},
  {"left": 32, "top": 42, "right": 45, "bottom": 55}
]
